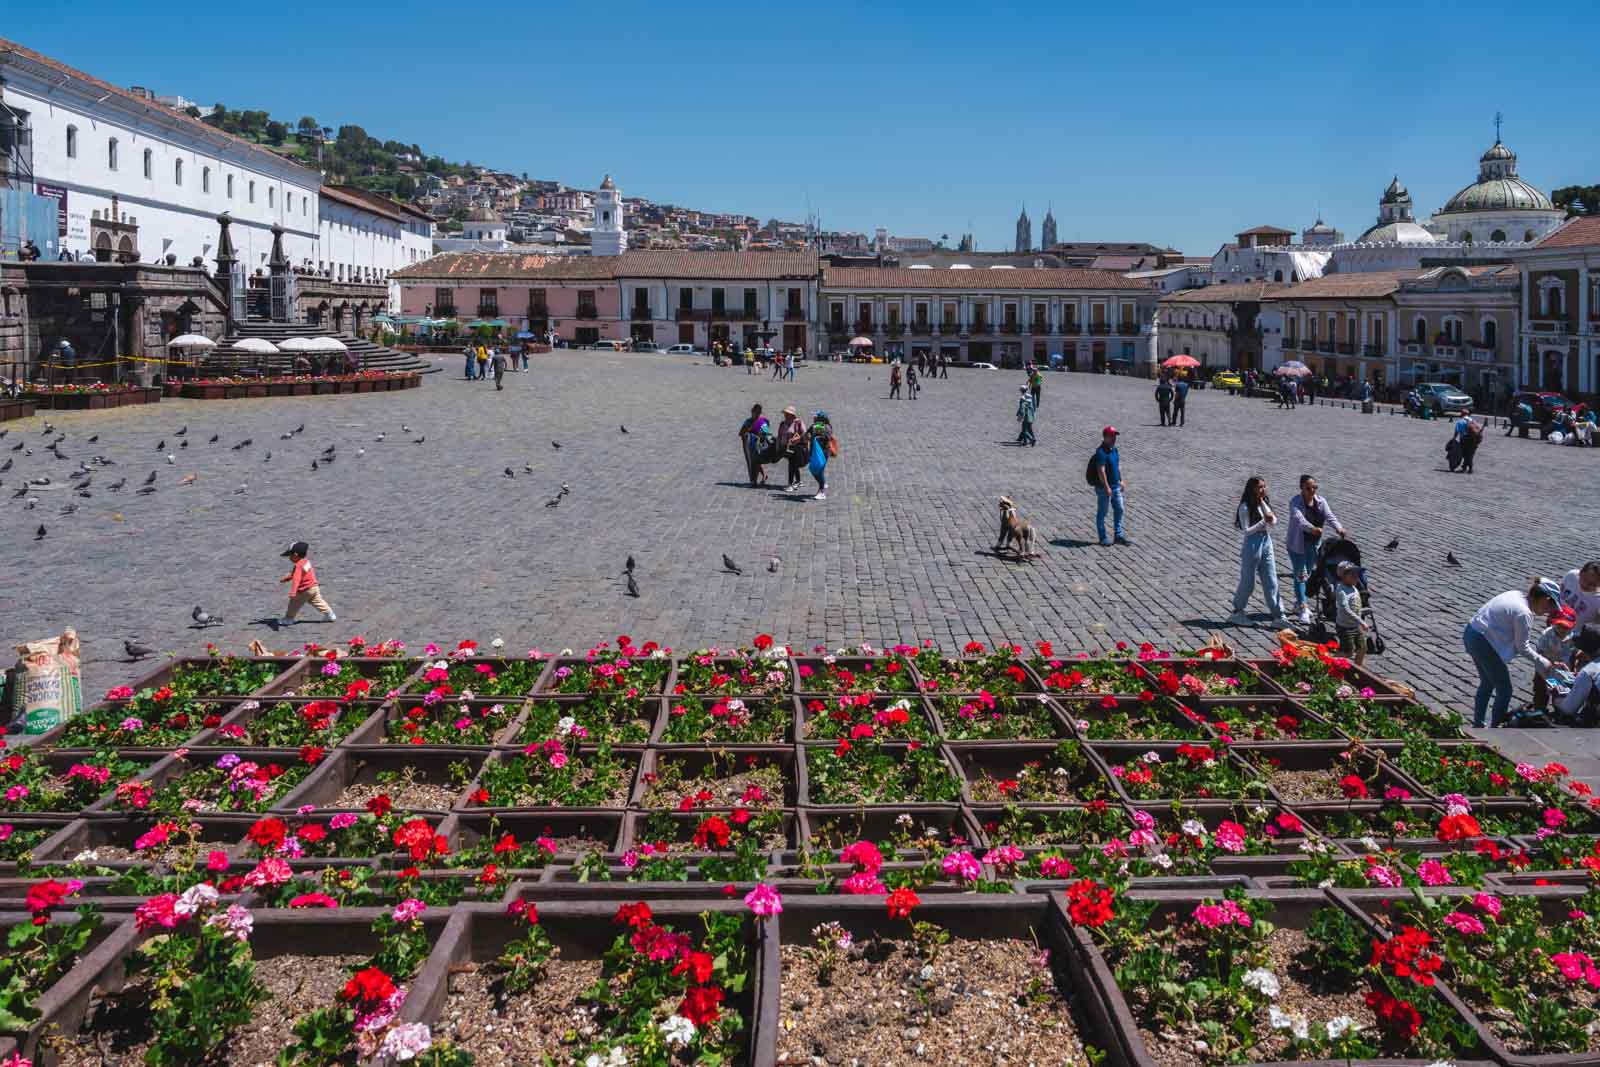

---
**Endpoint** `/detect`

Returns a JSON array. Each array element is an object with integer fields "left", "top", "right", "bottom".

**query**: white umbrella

[
  {"left": 231, "top": 337, "right": 279, "bottom": 354},
  {"left": 277, "top": 337, "right": 318, "bottom": 352},
  {"left": 169, "top": 333, "right": 216, "bottom": 349},
  {"left": 307, "top": 336, "right": 348, "bottom": 353}
]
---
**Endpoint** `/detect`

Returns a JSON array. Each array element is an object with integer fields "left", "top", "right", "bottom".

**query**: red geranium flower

[
  {"left": 1364, "top": 990, "right": 1422, "bottom": 1039},
  {"left": 679, "top": 985, "right": 725, "bottom": 1027},
  {"left": 615, "top": 901, "right": 653, "bottom": 929},
  {"left": 673, "top": 949, "right": 716, "bottom": 984},
  {"left": 1437, "top": 812, "right": 1481, "bottom": 843},
  {"left": 342, "top": 966, "right": 396, "bottom": 1006},
  {"left": 366, "top": 794, "right": 393, "bottom": 818},
  {"left": 1339, "top": 774, "right": 1369, "bottom": 799},
  {"left": 1065, "top": 878, "right": 1115, "bottom": 927},
  {"left": 886, "top": 886, "right": 920, "bottom": 919},
  {"left": 752, "top": 633, "right": 774, "bottom": 651},
  {"left": 247, "top": 816, "right": 289, "bottom": 851},
  {"left": 694, "top": 816, "right": 732, "bottom": 849}
]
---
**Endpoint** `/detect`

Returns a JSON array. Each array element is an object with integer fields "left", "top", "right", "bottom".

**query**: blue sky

[{"left": 9, "top": 1, "right": 1597, "bottom": 255}]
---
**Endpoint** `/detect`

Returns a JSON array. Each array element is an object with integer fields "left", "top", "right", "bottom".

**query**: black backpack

[{"left": 1085, "top": 452, "right": 1102, "bottom": 486}]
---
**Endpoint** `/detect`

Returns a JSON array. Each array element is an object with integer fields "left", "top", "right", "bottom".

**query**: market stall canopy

[
  {"left": 307, "top": 337, "right": 348, "bottom": 353},
  {"left": 848, "top": 336, "right": 874, "bottom": 347},
  {"left": 168, "top": 334, "right": 216, "bottom": 349},
  {"left": 231, "top": 337, "right": 279, "bottom": 354},
  {"left": 276, "top": 337, "right": 318, "bottom": 352}
]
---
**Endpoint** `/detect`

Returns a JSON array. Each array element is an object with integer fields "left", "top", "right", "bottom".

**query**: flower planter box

[
  {"left": 1234, "top": 742, "right": 1426, "bottom": 806},
  {"left": 265, "top": 381, "right": 293, "bottom": 397},
  {"left": 114, "top": 654, "right": 301, "bottom": 699},
  {"left": 407, "top": 656, "right": 549, "bottom": 700},
  {"left": 633, "top": 745, "right": 798, "bottom": 808},
  {"left": 800, "top": 741, "right": 964, "bottom": 807},
  {"left": 793, "top": 654, "right": 919, "bottom": 695},
  {"left": 1304, "top": 695, "right": 1472, "bottom": 744},
  {"left": 0, "top": 816, "right": 76, "bottom": 871},
  {"left": 1069, "top": 887, "right": 1495, "bottom": 1067},
  {"left": 621, "top": 806, "right": 799, "bottom": 857},
  {"left": 798, "top": 804, "right": 983, "bottom": 857},
  {"left": 948, "top": 740, "right": 1117, "bottom": 805},
  {"left": 536, "top": 655, "right": 670, "bottom": 697},
  {"left": 243, "top": 383, "right": 268, "bottom": 398},
  {"left": 1197, "top": 697, "right": 1345, "bottom": 743},
  {"left": 335, "top": 381, "right": 357, "bottom": 394},
  {"left": 289, "top": 746, "right": 487, "bottom": 815},
  {"left": 396, "top": 898, "right": 776, "bottom": 1067},
  {"left": 519, "top": 693, "right": 659, "bottom": 746},
  {"left": 213, "top": 697, "right": 387, "bottom": 748},
  {"left": 1056, "top": 694, "right": 1212, "bottom": 742},
  {"left": 353, "top": 380, "right": 373, "bottom": 393},
  {"left": 28, "top": 693, "right": 235, "bottom": 750},
  {"left": 464, "top": 745, "right": 643, "bottom": 812},
  {"left": 439, "top": 809, "right": 627, "bottom": 866},
  {"left": 931, "top": 691, "right": 1073, "bottom": 740},
  {"left": 99, "top": 748, "right": 318, "bottom": 816},
  {"left": 3, "top": 750, "right": 170, "bottom": 816},
  {"left": 350, "top": 697, "right": 527, "bottom": 748},
  {"left": 281, "top": 654, "right": 423, "bottom": 700},
  {"left": 0, "top": 910, "right": 138, "bottom": 1062},
  {"left": 672, "top": 653, "right": 794, "bottom": 697},
  {"left": 1258, "top": 658, "right": 1406, "bottom": 699},
  {"left": 291, "top": 381, "right": 314, "bottom": 396},
  {"left": 312, "top": 381, "right": 337, "bottom": 395},
  {"left": 797, "top": 692, "right": 940, "bottom": 742},
  {"left": 658, "top": 694, "right": 792, "bottom": 745},
  {"left": 223, "top": 385, "right": 248, "bottom": 399},
  {"left": 910, "top": 650, "right": 1047, "bottom": 696},
  {"left": 183, "top": 383, "right": 227, "bottom": 399},
  {"left": 28, "top": 813, "right": 256, "bottom": 868}
]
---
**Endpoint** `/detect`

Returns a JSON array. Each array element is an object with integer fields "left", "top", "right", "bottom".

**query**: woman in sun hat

[
  {"left": 1463, "top": 577, "right": 1561, "bottom": 728},
  {"left": 776, "top": 404, "right": 806, "bottom": 492}
]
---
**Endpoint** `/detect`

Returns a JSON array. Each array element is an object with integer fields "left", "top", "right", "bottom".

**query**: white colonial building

[{"left": 0, "top": 35, "right": 322, "bottom": 271}]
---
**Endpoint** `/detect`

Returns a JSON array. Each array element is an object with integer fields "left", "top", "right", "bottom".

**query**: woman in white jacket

[
  {"left": 1229, "top": 476, "right": 1285, "bottom": 627},
  {"left": 1463, "top": 578, "right": 1561, "bottom": 727}
]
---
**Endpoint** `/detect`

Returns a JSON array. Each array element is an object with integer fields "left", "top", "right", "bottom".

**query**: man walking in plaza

[
  {"left": 1015, "top": 386, "right": 1036, "bottom": 445},
  {"left": 492, "top": 347, "right": 507, "bottom": 390},
  {"left": 1172, "top": 374, "right": 1189, "bottom": 426},
  {"left": 1028, "top": 364, "right": 1043, "bottom": 411},
  {"left": 939, "top": 353, "right": 949, "bottom": 379},
  {"left": 1155, "top": 375, "right": 1174, "bottom": 426},
  {"left": 1091, "top": 426, "right": 1129, "bottom": 546},
  {"left": 889, "top": 361, "right": 902, "bottom": 399}
]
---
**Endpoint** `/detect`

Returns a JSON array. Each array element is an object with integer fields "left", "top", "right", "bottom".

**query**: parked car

[
  {"left": 1211, "top": 369, "right": 1244, "bottom": 391},
  {"left": 969, "top": 362, "right": 998, "bottom": 370},
  {"left": 631, "top": 341, "right": 661, "bottom": 353},
  {"left": 1411, "top": 382, "right": 1474, "bottom": 415},
  {"left": 1512, "top": 390, "right": 1569, "bottom": 421},
  {"left": 664, "top": 343, "right": 699, "bottom": 355}
]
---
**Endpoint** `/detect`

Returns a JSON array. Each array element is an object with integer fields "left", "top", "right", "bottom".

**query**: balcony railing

[
  {"left": 527, "top": 306, "right": 549, "bottom": 322},
  {"left": 739, "top": 306, "right": 759, "bottom": 320},
  {"left": 1088, "top": 323, "right": 1110, "bottom": 335},
  {"left": 674, "top": 308, "right": 711, "bottom": 322},
  {"left": 576, "top": 305, "right": 599, "bottom": 320},
  {"left": 1434, "top": 345, "right": 1459, "bottom": 360},
  {"left": 1117, "top": 323, "right": 1140, "bottom": 335},
  {"left": 1061, "top": 322, "right": 1080, "bottom": 335},
  {"left": 1000, "top": 322, "right": 1022, "bottom": 334},
  {"left": 476, "top": 305, "right": 500, "bottom": 318},
  {"left": 784, "top": 307, "right": 806, "bottom": 321},
  {"left": 886, "top": 323, "right": 906, "bottom": 337},
  {"left": 630, "top": 307, "right": 652, "bottom": 320},
  {"left": 828, "top": 322, "right": 848, "bottom": 336},
  {"left": 852, "top": 322, "right": 874, "bottom": 335},
  {"left": 938, "top": 321, "right": 961, "bottom": 333},
  {"left": 1363, "top": 343, "right": 1385, "bottom": 357},
  {"left": 970, "top": 322, "right": 993, "bottom": 335},
  {"left": 1402, "top": 341, "right": 1425, "bottom": 356},
  {"left": 1317, "top": 339, "right": 1335, "bottom": 353},
  {"left": 435, "top": 305, "right": 458, "bottom": 318},
  {"left": 1528, "top": 319, "right": 1568, "bottom": 334},
  {"left": 1336, "top": 342, "right": 1355, "bottom": 355},
  {"left": 910, "top": 321, "right": 932, "bottom": 335},
  {"left": 1031, "top": 320, "right": 1049, "bottom": 334}
]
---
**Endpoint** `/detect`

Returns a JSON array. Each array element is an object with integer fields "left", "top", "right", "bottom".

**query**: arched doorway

[
  {"left": 116, "top": 236, "right": 135, "bottom": 262},
  {"left": 333, "top": 303, "right": 346, "bottom": 332},
  {"left": 1542, "top": 350, "right": 1565, "bottom": 390},
  {"left": 94, "top": 233, "right": 113, "bottom": 262}
]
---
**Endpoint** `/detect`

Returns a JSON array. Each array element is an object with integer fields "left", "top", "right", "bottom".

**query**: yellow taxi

[{"left": 1211, "top": 369, "right": 1244, "bottom": 390}]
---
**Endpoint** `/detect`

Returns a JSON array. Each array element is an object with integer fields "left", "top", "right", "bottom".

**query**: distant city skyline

[{"left": 7, "top": 1, "right": 1597, "bottom": 255}]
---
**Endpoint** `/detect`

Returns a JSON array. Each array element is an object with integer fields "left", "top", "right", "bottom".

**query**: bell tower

[{"left": 592, "top": 174, "right": 627, "bottom": 256}]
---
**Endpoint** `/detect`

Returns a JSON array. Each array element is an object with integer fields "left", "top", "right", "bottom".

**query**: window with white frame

[
  {"left": 226, "top": 173, "right": 234, "bottom": 198},
  {"left": 248, "top": 180, "right": 255, "bottom": 203}
]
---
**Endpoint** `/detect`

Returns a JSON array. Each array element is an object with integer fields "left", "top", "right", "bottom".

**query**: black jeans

[
  {"left": 1172, "top": 400, "right": 1186, "bottom": 425},
  {"left": 1157, "top": 401, "right": 1170, "bottom": 425},
  {"left": 786, "top": 446, "right": 804, "bottom": 486}
]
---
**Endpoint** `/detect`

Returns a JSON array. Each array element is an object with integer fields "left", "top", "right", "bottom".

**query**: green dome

[{"left": 1438, "top": 177, "right": 1553, "bottom": 215}]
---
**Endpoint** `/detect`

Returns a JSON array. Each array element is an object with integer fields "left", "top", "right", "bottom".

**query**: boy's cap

[
  {"left": 281, "top": 540, "right": 309, "bottom": 558},
  {"left": 1337, "top": 561, "right": 1359, "bottom": 577},
  {"left": 1102, "top": 426, "right": 1119, "bottom": 437},
  {"left": 1550, "top": 606, "right": 1578, "bottom": 629}
]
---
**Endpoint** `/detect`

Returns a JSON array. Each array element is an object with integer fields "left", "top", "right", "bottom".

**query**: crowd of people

[
  {"left": 1464, "top": 563, "right": 1600, "bottom": 728},
  {"left": 737, "top": 403, "right": 836, "bottom": 500}
]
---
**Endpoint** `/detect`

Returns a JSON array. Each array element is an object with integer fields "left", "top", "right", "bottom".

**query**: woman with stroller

[
  {"left": 1286, "top": 475, "right": 1347, "bottom": 626},
  {"left": 1462, "top": 578, "right": 1561, "bottom": 728},
  {"left": 1229, "top": 476, "right": 1286, "bottom": 627}
]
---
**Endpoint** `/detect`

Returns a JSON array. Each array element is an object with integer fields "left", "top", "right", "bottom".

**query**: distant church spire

[
  {"left": 1040, "top": 203, "right": 1057, "bottom": 249},
  {"left": 1014, "top": 203, "right": 1032, "bottom": 253}
]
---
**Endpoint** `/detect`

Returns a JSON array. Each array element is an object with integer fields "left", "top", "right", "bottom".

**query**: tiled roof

[
  {"left": 391, "top": 253, "right": 614, "bottom": 281},
  {"left": 1159, "top": 282, "right": 1286, "bottom": 304},
  {"left": 0, "top": 36, "right": 316, "bottom": 178},
  {"left": 1237, "top": 225, "right": 1294, "bottom": 235},
  {"left": 1533, "top": 215, "right": 1600, "bottom": 249},
  {"left": 822, "top": 267, "right": 1152, "bottom": 291},
  {"left": 321, "top": 186, "right": 402, "bottom": 222},
  {"left": 1266, "top": 271, "right": 1416, "bottom": 300},
  {"left": 611, "top": 250, "right": 819, "bottom": 279}
]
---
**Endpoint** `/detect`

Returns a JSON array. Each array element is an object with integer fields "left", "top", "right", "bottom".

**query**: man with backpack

[{"left": 1087, "top": 427, "right": 1129, "bottom": 546}]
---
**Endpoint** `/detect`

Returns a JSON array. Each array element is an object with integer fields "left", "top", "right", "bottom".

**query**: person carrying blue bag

[{"left": 807, "top": 411, "right": 835, "bottom": 502}]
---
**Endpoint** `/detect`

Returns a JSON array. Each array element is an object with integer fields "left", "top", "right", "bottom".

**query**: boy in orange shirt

[{"left": 277, "top": 540, "right": 336, "bottom": 625}]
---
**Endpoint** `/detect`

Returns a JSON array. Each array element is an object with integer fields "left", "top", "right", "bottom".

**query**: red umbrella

[
  {"left": 848, "top": 337, "right": 874, "bottom": 347},
  {"left": 1162, "top": 354, "right": 1200, "bottom": 368}
]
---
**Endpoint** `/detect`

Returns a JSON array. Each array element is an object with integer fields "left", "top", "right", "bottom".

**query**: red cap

[
  {"left": 1102, "top": 426, "right": 1119, "bottom": 436},
  {"left": 1550, "top": 606, "right": 1578, "bottom": 628}
]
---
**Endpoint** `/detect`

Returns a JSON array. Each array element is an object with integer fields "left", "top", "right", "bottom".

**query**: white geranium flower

[
  {"left": 659, "top": 1015, "right": 696, "bottom": 1049},
  {"left": 1268, "top": 1006, "right": 1294, "bottom": 1031},
  {"left": 1292, "top": 1015, "right": 1309, "bottom": 1040},
  {"left": 557, "top": 716, "right": 577, "bottom": 734},
  {"left": 1325, "top": 1015, "right": 1356, "bottom": 1039},
  {"left": 1141, "top": 750, "right": 1161, "bottom": 764},
  {"left": 1241, "top": 968, "right": 1280, "bottom": 999},
  {"left": 1423, "top": 1061, "right": 1455, "bottom": 1067},
  {"left": 1202, "top": 758, "right": 1217, "bottom": 769},
  {"left": 560, "top": 648, "right": 574, "bottom": 657},
  {"left": 1360, "top": 835, "right": 1381, "bottom": 852},
  {"left": 1180, "top": 819, "right": 1207, "bottom": 839},
  {"left": 584, "top": 1049, "right": 629, "bottom": 1067},
  {"left": 491, "top": 637, "right": 505, "bottom": 650},
  {"left": 1152, "top": 853, "right": 1173, "bottom": 869}
]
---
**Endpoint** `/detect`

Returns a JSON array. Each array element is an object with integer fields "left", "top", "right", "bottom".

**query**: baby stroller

[{"left": 1302, "top": 536, "right": 1385, "bottom": 655}]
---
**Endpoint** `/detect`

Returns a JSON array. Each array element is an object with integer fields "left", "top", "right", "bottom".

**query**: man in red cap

[{"left": 1090, "top": 426, "right": 1129, "bottom": 546}]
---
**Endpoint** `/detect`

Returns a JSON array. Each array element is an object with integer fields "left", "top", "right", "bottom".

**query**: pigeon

[
  {"left": 412, "top": 435, "right": 425, "bottom": 444},
  {"left": 58, "top": 503, "right": 77, "bottom": 515},
  {"left": 165, "top": 454, "right": 176, "bottom": 465},
  {"left": 280, "top": 431, "right": 294, "bottom": 440},
  {"left": 234, "top": 484, "right": 248, "bottom": 494},
  {"left": 143, "top": 471, "right": 158, "bottom": 486},
  {"left": 401, "top": 424, "right": 412, "bottom": 433},
  {"left": 123, "top": 639, "right": 156, "bottom": 661},
  {"left": 503, "top": 467, "right": 515, "bottom": 479},
  {"left": 180, "top": 440, "right": 189, "bottom": 449},
  {"left": 768, "top": 556, "right": 780, "bottom": 573},
  {"left": 264, "top": 451, "right": 272, "bottom": 461},
  {"left": 523, "top": 463, "right": 533, "bottom": 474},
  {"left": 625, "top": 573, "right": 640, "bottom": 598},
  {"left": 551, "top": 441, "right": 561, "bottom": 449},
  {"left": 136, "top": 485, "right": 157, "bottom": 495},
  {"left": 1384, "top": 538, "right": 1399, "bottom": 552},
  {"left": 722, "top": 554, "right": 742, "bottom": 575},
  {"left": 624, "top": 554, "right": 636, "bottom": 575},
  {"left": 560, "top": 483, "right": 571, "bottom": 496},
  {"left": 232, "top": 438, "right": 253, "bottom": 451},
  {"left": 1446, "top": 552, "right": 1461, "bottom": 567},
  {"left": 156, "top": 439, "right": 165, "bottom": 451},
  {"left": 208, "top": 434, "right": 219, "bottom": 443},
  {"left": 75, "top": 490, "right": 91, "bottom": 499},
  {"left": 192, "top": 605, "right": 222, "bottom": 627},
  {"left": 109, "top": 478, "right": 126, "bottom": 491},
  {"left": 620, "top": 425, "right": 629, "bottom": 434},
  {"left": 97, "top": 456, "right": 115, "bottom": 466},
  {"left": 311, "top": 460, "right": 319, "bottom": 471},
  {"left": 0, "top": 429, "right": 6, "bottom": 439},
  {"left": 356, "top": 447, "right": 365, "bottom": 458},
  {"left": 175, "top": 426, "right": 188, "bottom": 437},
  {"left": 13, "top": 485, "right": 31, "bottom": 499},
  {"left": 42, "top": 421, "right": 53, "bottom": 433},
  {"left": 179, "top": 474, "right": 196, "bottom": 486},
  {"left": 375, "top": 432, "right": 386, "bottom": 442},
  {"left": 9, "top": 441, "right": 21, "bottom": 451},
  {"left": 34, "top": 524, "right": 46, "bottom": 539},
  {"left": 87, "top": 434, "right": 98, "bottom": 443},
  {"left": 23, "top": 498, "right": 38, "bottom": 509},
  {"left": 28, "top": 476, "right": 50, "bottom": 486},
  {"left": 321, "top": 445, "right": 336, "bottom": 456},
  {"left": 292, "top": 424, "right": 304, "bottom": 436},
  {"left": 0, "top": 459, "right": 10, "bottom": 472},
  {"left": 544, "top": 496, "right": 561, "bottom": 508}
]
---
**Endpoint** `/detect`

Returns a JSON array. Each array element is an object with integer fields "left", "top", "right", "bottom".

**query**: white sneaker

[
  {"left": 276, "top": 618, "right": 295, "bottom": 627},
  {"left": 1228, "top": 611, "right": 1251, "bottom": 626},
  {"left": 327, "top": 612, "right": 337, "bottom": 621},
  {"left": 813, "top": 491, "right": 827, "bottom": 501},
  {"left": 1297, "top": 605, "right": 1311, "bottom": 625}
]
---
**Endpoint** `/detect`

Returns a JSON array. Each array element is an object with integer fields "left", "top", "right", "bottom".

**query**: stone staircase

[{"left": 205, "top": 320, "right": 437, "bottom": 376}]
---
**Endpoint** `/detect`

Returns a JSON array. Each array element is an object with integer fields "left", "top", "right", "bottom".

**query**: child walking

[
  {"left": 277, "top": 540, "right": 336, "bottom": 625},
  {"left": 1333, "top": 561, "right": 1367, "bottom": 665}
]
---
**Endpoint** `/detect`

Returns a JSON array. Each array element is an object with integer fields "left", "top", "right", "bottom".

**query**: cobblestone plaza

[{"left": 6, "top": 352, "right": 1596, "bottom": 776}]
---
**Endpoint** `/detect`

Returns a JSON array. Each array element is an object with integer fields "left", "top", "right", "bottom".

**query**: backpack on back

[{"left": 1085, "top": 452, "right": 1102, "bottom": 486}]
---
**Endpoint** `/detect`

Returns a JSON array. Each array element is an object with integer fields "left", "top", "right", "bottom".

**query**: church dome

[
  {"left": 1480, "top": 140, "right": 1515, "bottom": 163},
  {"left": 1306, "top": 217, "right": 1336, "bottom": 235},
  {"left": 1381, "top": 176, "right": 1409, "bottom": 203},
  {"left": 1356, "top": 220, "right": 1438, "bottom": 244},
  {"left": 599, "top": 174, "right": 616, "bottom": 191},
  {"left": 1438, "top": 176, "right": 1553, "bottom": 214},
  {"left": 464, "top": 205, "right": 501, "bottom": 222}
]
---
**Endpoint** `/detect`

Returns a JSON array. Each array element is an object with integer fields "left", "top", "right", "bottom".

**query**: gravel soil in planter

[
  {"left": 123, "top": 749, "right": 319, "bottom": 815},
  {"left": 408, "top": 657, "right": 547, "bottom": 700},
  {"left": 933, "top": 692, "right": 1072, "bottom": 740},
  {"left": 0, "top": 817, "right": 73, "bottom": 867},
  {"left": 1070, "top": 887, "right": 1489, "bottom": 1067},
  {"left": 355, "top": 697, "right": 525, "bottom": 747},
  {"left": 672, "top": 652, "right": 794, "bottom": 696},
  {"left": 772, "top": 895, "right": 1085, "bottom": 1067},
  {"left": 1301, "top": 693, "right": 1469, "bottom": 742},
  {"left": 660, "top": 694, "right": 792, "bottom": 744},
  {"left": 406, "top": 899, "right": 774, "bottom": 1067},
  {"left": 294, "top": 746, "right": 485, "bottom": 813},
  {"left": 798, "top": 693, "right": 937, "bottom": 741},
  {"left": 537, "top": 654, "right": 671, "bottom": 696},
  {"left": 1200, "top": 698, "right": 1344, "bottom": 743},
  {"left": 908, "top": 649, "right": 1043, "bottom": 696},
  {"left": 0, "top": 908, "right": 132, "bottom": 1062},
  {"left": 468, "top": 744, "right": 641, "bottom": 810},
  {"left": 793, "top": 654, "right": 918, "bottom": 695},
  {"left": 1058, "top": 695, "right": 1211, "bottom": 742},
  {"left": 47, "top": 907, "right": 449, "bottom": 1067},
  {"left": 519, "top": 694, "right": 658, "bottom": 745},
  {"left": 952, "top": 741, "right": 1115, "bottom": 804},
  {"left": 2, "top": 750, "right": 166, "bottom": 815},
  {"left": 636, "top": 746, "right": 796, "bottom": 808},
  {"left": 440, "top": 810, "right": 626, "bottom": 868},
  {"left": 1094, "top": 742, "right": 1268, "bottom": 805},
  {"left": 212, "top": 697, "right": 385, "bottom": 748},
  {"left": 802, "top": 740, "right": 962, "bottom": 806},
  {"left": 1334, "top": 885, "right": 1600, "bottom": 1065},
  {"left": 278, "top": 655, "right": 419, "bottom": 699},
  {"left": 29, "top": 814, "right": 254, "bottom": 868},
  {"left": 1234, "top": 743, "right": 1423, "bottom": 806}
]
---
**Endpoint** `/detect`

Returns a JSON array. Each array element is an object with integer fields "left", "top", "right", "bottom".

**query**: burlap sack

[{"left": 10, "top": 629, "right": 83, "bottom": 734}]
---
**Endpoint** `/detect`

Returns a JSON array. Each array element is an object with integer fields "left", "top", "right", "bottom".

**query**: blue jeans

[
  {"left": 1232, "top": 533, "right": 1282, "bottom": 617},
  {"left": 1288, "top": 547, "right": 1313, "bottom": 609},
  {"left": 1463, "top": 623, "right": 1512, "bottom": 727},
  {"left": 1095, "top": 486, "right": 1125, "bottom": 544},
  {"left": 1017, "top": 419, "right": 1036, "bottom": 445},
  {"left": 463, "top": 353, "right": 474, "bottom": 379}
]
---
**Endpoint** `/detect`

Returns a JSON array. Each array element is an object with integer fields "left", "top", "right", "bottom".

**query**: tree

[
  {"left": 1553, "top": 184, "right": 1600, "bottom": 217},
  {"left": 182, "top": 106, "right": 201, "bottom": 119},
  {"left": 265, "top": 121, "right": 288, "bottom": 145},
  {"left": 297, "top": 116, "right": 319, "bottom": 135},
  {"left": 336, "top": 125, "right": 368, "bottom": 147},
  {"left": 394, "top": 174, "right": 417, "bottom": 200}
]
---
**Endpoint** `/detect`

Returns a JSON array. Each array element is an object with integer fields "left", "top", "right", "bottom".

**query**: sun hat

[
  {"left": 782, "top": 405, "right": 796, "bottom": 417},
  {"left": 1337, "top": 561, "right": 1359, "bottom": 577}
]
